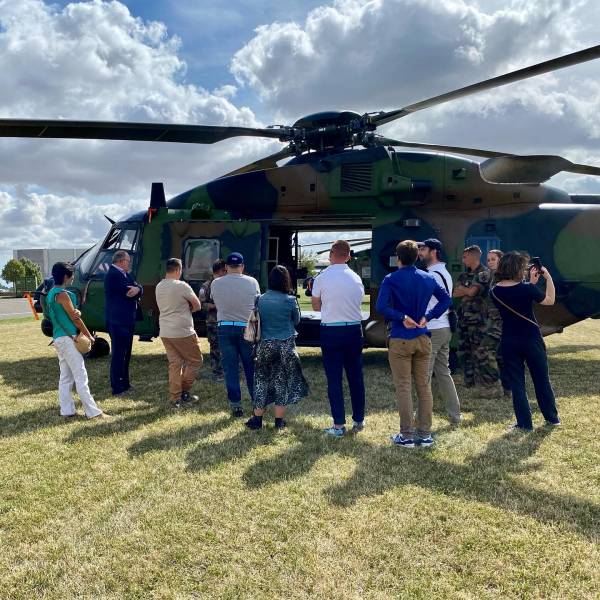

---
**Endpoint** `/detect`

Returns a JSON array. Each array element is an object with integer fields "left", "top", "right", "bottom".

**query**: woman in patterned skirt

[{"left": 245, "top": 265, "right": 309, "bottom": 430}]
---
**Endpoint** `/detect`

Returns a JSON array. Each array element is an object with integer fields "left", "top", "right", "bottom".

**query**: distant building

[{"left": 13, "top": 248, "right": 88, "bottom": 278}]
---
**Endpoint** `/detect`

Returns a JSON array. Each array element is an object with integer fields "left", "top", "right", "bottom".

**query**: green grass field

[{"left": 0, "top": 318, "right": 598, "bottom": 599}]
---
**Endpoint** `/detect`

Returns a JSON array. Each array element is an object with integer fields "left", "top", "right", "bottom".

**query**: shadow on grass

[
  {"left": 128, "top": 416, "right": 231, "bottom": 456},
  {"left": 0, "top": 405, "right": 74, "bottom": 438},
  {"left": 0, "top": 355, "right": 75, "bottom": 397},
  {"left": 242, "top": 423, "right": 599, "bottom": 540},
  {"left": 0, "top": 354, "right": 161, "bottom": 401},
  {"left": 65, "top": 405, "right": 169, "bottom": 442},
  {"left": 185, "top": 426, "right": 277, "bottom": 472}
]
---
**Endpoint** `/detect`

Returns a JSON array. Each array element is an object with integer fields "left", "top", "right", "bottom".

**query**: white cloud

[
  {"left": 0, "top": 0, "right": 279, "bottom": 202},
  {"left": 231, "top": 0, "right": 600, "bottom": 167},
  {"left": 0, "top": 187, "right": 146, "bottom": 250}
]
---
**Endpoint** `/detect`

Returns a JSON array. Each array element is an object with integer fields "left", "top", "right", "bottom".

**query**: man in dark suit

[{"left": 104, "top": 249, "right": 143, "bottom": 396}]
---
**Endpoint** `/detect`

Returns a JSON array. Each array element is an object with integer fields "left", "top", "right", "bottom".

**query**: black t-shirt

[{"left": 491, "top": 282, "right": 545, "bottom": 340}]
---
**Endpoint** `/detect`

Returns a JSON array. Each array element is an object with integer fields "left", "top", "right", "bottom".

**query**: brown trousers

[
  {"left": 388, "top": 335, "right": 433, "bottom": 438},
  {"left": 161, "top": 334, "right": 203, "bottom": 403}
]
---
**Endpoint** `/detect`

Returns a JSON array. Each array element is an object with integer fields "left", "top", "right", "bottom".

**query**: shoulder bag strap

[
  {"left": 49, "top": 291, "right": 78, "bottom": 339},
  {"left": 432, "top": 270, "right": 450, "bottom": 293},
  {"left": 490, "top": 287, "right": 539, "bottom": 328}
]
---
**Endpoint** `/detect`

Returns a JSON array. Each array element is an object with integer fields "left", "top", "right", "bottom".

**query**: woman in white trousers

[{"left": 46, "top": 262, "right": 104, "bottom": 419}]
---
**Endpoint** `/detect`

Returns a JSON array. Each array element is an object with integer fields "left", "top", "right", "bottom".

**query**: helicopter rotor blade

[
  {"left": 221, "top": 146, "right": 296, "bottom": 177},
  {"left": 378, "top": 137, "right": 600, "bottom": 183},
  {"left": 300, "top": 237, "right": 371, "bottom": 249},
  {"left": 376, "top": 137, "right": 505, "bottom": 158},
  {"left": 0, "top": 119, "right": 286, "bottom": 145},
  {"left": 372, "top": 44, "right": 600, "bottom": 126},
  {"left": 314, "top": 240, "right": 372, "bottom": 254}
]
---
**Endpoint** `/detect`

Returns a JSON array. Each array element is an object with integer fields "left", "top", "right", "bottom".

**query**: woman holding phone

[{"left": 491, "top": 252, "right": 560, "bottom": 431}]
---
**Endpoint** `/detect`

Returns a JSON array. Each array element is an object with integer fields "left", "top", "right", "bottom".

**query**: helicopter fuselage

[{"left": 64, "top": 147, "right": 600, "bottom": 347}]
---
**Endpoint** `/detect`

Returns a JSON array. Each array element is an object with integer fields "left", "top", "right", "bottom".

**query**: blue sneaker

[
  {"left": 323, "top": 426, "right": 346, "bottom": 437},
  {"left": 415, "top": 436, "right": 434, "bottom": 447},
  {"left": 390, "top": 433, "right": 415, "bottom": 448}
]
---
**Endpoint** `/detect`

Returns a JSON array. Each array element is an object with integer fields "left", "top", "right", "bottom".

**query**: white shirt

[
  {"left": 312, "top": 264, "right": 364, "bottom": 324},
  {"left": 425, "top": 262, "right": 453, "bottom": 330}
]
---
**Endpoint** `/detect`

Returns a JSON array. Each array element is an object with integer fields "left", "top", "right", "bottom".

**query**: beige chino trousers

[
  {"left": 161, "top": 334, "right": 203, "bottom": 403},
  {"left": 428, "top": 327, "right": 461, "bottom": 423},
  {"left": 388, "top": 335, "right": 433, "bottom": 438}
]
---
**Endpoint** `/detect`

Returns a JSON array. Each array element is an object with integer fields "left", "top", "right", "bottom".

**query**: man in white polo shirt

[
  {"left": 311, "top": 239, "right": 366, "bottom": 436},
  {"left": 418, "top": 238, "right": 462, "bottom": 424}
]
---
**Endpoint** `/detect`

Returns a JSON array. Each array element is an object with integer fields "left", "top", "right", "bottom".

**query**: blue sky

[{"left": 1, "top": 0, "right": 600, "bottom": 277}]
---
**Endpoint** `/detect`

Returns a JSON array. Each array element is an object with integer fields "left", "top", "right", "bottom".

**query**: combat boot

[{"left": 478, "top": 382, "right": 503, "bottom": 398}]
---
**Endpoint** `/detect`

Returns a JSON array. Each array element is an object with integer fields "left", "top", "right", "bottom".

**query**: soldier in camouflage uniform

[
  {"left": 198, "top": 259, "right": 227, "bottom": 380},
  {"left": 453, "top": 245, "right": 500, "bottom": 396},
  {"left": 486, "top": 250, "right": 511, "bottom": 396}
]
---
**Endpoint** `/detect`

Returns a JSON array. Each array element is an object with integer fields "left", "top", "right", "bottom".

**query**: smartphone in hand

[{"left": 530, "top": 256, "right": 543, "bottom": 272}]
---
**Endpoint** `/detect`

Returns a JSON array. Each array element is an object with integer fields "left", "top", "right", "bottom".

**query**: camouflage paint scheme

[{"left": 65, "top": 146, "right": 600, "bottom": 347}]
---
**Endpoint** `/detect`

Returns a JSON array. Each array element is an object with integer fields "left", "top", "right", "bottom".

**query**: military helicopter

[{"left": 3, "top": 44, "right": 600, "bottom": 350}]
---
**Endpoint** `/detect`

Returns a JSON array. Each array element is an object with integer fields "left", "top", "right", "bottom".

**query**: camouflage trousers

[
  {"left": 206, "top": 323, "right": 223, "bottom": 376},
  {"left": 457, "top": 321, "right": 500, "bottom": 387},
  {"left": 486, "top": 317, "right": 511, "bottom": 392}
]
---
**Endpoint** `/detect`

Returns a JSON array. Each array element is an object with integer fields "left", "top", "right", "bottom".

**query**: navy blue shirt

[
  {"left": 376, "top": 265, "right": 452, "bottom": 339},
  {"left": 491, "top": 283, "right": 544, "bottom": 340}
]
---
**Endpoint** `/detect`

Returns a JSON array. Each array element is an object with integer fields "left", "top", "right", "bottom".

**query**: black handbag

[{"left": 432, "top": 270, "right": 458, "bottom": 333}]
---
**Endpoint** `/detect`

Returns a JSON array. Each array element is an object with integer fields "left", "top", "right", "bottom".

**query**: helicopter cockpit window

[
  {"left": 118, "top": 228, "right": 138, "bottom": 251},
  {"left": 86, "top": 227, "right": 140, "bottom": 278},
  {"left": 76, "top": 243, "right": 99, "bottom": 276},
  {"left": 183, "top": 239, "right": 220, "bottom": 281},
  {"left": 103, "top": 228, "right": 121, "bottom": 250}
]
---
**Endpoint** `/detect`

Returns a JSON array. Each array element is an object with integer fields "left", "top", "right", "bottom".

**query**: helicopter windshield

[
  {"left": 83, "top": 225, "right": 141, "bottom": 279},
  {"left": 75, "top": 243, "right": 100, "bottom": 275}
]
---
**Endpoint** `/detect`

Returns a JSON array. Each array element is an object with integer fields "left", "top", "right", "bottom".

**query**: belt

[
  {"left": 217, "top": 321, "right": 247, "bottom": 327},
  {"left": 321, "top": 321, "right": 361, "bottom": 327}
]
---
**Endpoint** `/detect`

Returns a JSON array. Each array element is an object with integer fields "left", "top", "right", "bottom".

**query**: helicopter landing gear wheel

[{"left": 86, "top": 336, "right": 110, "bottom": 359}]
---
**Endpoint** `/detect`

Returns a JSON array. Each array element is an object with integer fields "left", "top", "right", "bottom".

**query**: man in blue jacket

[
  {"left": 376, "top": 240, "right": 451, "bottom": 448},
  {"left": 104, "top": 250, "right": 143, "bottom": 396}
]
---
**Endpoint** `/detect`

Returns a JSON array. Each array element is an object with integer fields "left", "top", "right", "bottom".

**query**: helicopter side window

[{"left": 183, "top": 239, "right": 220, "bottom": 281}]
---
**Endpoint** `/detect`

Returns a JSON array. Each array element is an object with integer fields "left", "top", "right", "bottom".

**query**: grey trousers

[{"left": 428, "top": 327, "right": 461, "bottom": 423}]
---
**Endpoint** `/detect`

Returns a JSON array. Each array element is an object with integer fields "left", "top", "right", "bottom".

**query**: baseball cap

[
  {"left": 419, "top": 238, "right": 443, "bottom": 253},
  {"left": 225, "top": 252, "right": 244, "bottom": 266}
]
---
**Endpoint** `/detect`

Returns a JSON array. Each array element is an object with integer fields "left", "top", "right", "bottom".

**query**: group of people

[{"left": 45, "top": 237, "right": 560, "bottom": 443}]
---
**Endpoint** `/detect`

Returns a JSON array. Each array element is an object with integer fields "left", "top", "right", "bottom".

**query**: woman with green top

[{"left": 47, "top": 262, "right": 104, "bottom": 419}]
